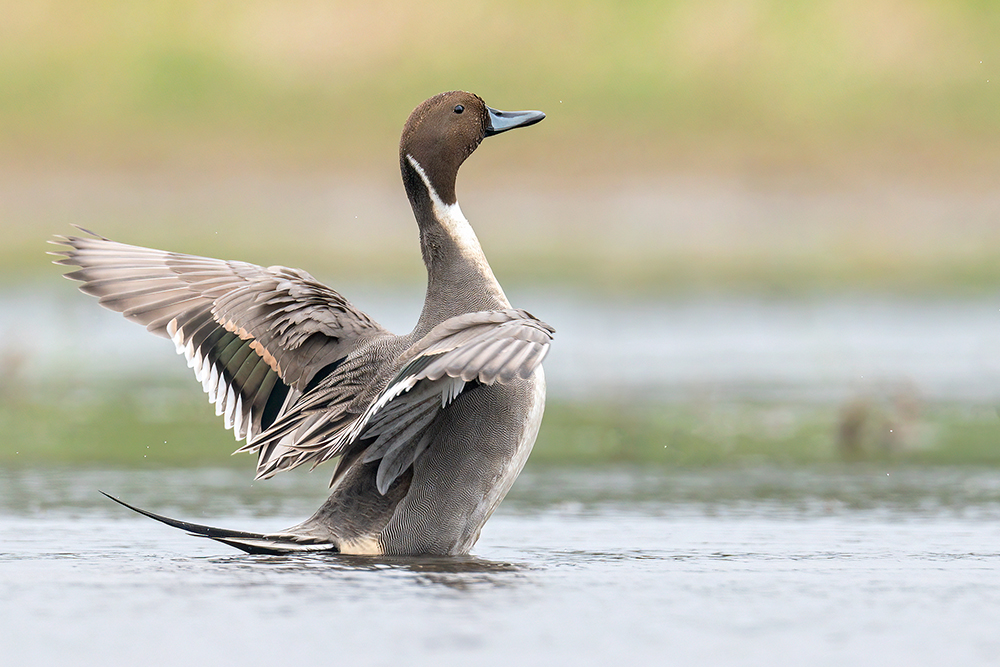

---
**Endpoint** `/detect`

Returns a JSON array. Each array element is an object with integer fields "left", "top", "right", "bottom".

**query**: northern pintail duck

[{"left": 52, "top": 91, "right": 552, "bottom": 556}]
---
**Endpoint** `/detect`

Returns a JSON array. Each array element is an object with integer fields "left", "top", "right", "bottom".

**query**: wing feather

[
  {"left": 53, "top": 231, "right": 554, "bottom": 489},
  {"left": 52, "top": 230, "right": 387, "bottom": 476}
]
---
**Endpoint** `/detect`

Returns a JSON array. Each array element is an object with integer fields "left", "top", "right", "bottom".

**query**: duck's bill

[{"left": 485, "top": 107, "right": 546, "bottom": 136}]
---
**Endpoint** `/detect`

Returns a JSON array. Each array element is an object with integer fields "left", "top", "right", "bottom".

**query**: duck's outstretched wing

[
  {"left": 52, "top": 229, "right": 388, "bottom": 476},
  {"left": 100, "top": 492, "right": 336, "bottom": 554},
  {"left": 260, "top": 309, "right": 555, "bottom": 493}
]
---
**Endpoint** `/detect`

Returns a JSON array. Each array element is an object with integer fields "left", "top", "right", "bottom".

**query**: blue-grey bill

[{"left": 485, "top": 107, "right": 546, "bottom": 136}]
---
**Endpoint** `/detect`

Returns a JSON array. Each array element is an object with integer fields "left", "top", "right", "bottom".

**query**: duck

[{"left": 52, "top": 91, "right": 553, "bottom": 557}]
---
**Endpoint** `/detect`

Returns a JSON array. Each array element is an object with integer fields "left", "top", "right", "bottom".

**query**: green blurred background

[
  {"left": 2, "top": 0, "right": 1000, "bottom": 468},
  {"left": 3, "top": 0, "right": 999, "bottom": 288}
]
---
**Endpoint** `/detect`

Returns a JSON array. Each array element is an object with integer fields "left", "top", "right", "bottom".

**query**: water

[
  {"left": 5, "top": 282, "right": 1000, "bottom": 664},
  {"left": 2, "top": 466, "right": 999, "bottom": 666},
  {"left": 5, "top": 286, "right": 1000, "bottom": 403}
]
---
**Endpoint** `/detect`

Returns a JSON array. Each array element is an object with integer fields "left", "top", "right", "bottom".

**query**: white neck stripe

[
  {"left": 406, "top": 153, "right": 481, "bottom": 254},
  {"left": 405, "top": 153, "right": 509, "bottom": 307}
]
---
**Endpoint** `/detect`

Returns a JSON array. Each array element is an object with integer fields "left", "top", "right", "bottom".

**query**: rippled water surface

[{"left": 2, "top": 466, "right": 999, "bottom": 666}]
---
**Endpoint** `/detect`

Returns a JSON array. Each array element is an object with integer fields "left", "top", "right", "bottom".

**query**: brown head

[{"left": 399, "top": 91, "right": 544, "bottom": 208}]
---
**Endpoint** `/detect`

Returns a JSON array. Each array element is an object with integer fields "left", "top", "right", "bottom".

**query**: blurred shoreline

[{"left": 7, "top": 164, "right": 999, "bottom": 293}]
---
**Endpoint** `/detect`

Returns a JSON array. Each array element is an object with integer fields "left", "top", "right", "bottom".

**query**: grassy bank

[{"left": 4, "top": 381, "right": 999, "bottom": 469}]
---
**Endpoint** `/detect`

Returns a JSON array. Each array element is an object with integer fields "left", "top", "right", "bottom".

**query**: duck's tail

[{"left": 100, "top": 491, "right": 337, "bottom": 555}]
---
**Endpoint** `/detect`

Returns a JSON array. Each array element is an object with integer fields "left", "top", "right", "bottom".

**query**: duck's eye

[{"left": 453, "top": 104, "right": 464, "bottom": 114}]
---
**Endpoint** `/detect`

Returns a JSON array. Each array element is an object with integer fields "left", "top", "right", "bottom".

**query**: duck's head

[{"left": 400, "top": 91, "right": 544, "bottom": 208}]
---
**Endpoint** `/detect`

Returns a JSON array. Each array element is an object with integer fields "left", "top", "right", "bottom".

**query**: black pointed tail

[{"left": 100, "top": 492, "right": 336, "bottom": 555}]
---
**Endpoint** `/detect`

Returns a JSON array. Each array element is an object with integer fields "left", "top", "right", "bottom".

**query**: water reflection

[{"left": 198, "top": 552, "right": 529, "bottom": 591}]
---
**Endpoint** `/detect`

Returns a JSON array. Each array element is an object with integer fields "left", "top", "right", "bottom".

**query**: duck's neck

[{"left": 402, "top": 154, "right": 509, "bottom": 337}]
